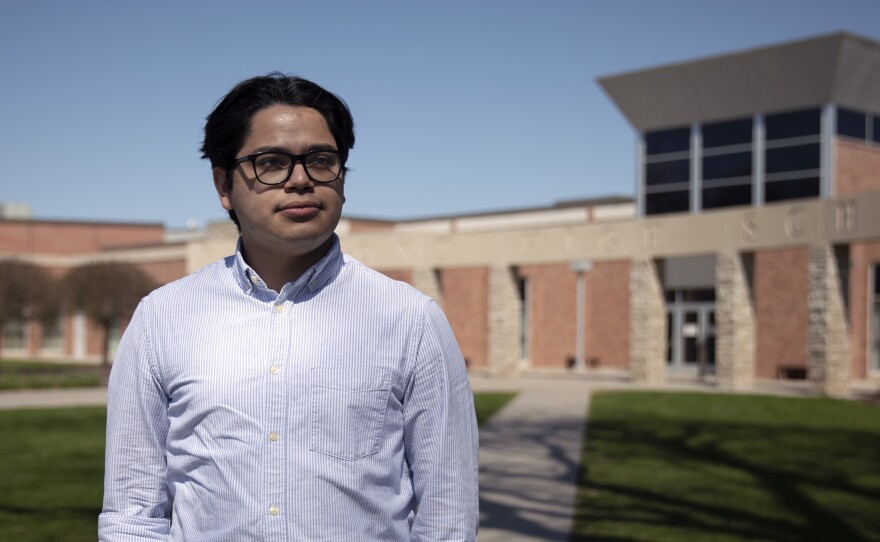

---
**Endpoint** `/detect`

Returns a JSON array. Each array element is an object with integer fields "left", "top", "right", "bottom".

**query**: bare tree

[
  {"left": 0, "top": 260, "right": 56, "bottom": 367},
  {"left": 62, "top": 262, "right": 157, "bottom": 366}
]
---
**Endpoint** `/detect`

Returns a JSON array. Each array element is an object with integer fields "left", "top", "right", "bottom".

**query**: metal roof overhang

[{"left": 598, "top": 32, "right": 880, "bottom": 132}]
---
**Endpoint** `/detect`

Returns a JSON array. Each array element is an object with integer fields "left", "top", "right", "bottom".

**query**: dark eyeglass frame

[{"left": 230, "top": 149, "right": 344, "bottom": 185}]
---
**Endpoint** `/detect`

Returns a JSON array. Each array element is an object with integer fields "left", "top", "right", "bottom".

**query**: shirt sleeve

[
  {"left": 404, "top": 300, "right": 479, "bottom": 541},
  {"left": 98, "top": 299, "right": 172, "bottom": 541}
]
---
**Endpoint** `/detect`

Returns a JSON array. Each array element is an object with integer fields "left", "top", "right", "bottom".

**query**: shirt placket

[{"left": 264, "top": 293, "right": 290, "bottom": 539}]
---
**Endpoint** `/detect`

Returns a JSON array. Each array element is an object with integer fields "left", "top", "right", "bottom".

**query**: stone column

[
  {"left": 411, "top": 267, "right": 443, "bottom": 304},
  {"left": 488, "top": 264, "right": 522, "bottom": 376},
  {"left": 629, "top": 258, "right": 666, "bottom": 384},
  {"left": 809, "top": 245, "right": 851, "bottom": 396},
  {"left": 715, "top": 251, "right": 755, "bottom": 390}
]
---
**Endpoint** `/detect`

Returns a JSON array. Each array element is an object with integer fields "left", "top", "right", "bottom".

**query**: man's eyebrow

[{"left": 248, "top": 144, "right": 338, "bottom": 154}]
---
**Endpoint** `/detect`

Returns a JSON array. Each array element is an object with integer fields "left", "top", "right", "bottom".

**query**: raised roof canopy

[{"left": 598, "top": 32, "right": 880, "bottom": 132}]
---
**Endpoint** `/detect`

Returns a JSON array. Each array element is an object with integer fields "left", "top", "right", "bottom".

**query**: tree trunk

[{"left": 101, "top": 323, "right": 110, "bottom": 367}]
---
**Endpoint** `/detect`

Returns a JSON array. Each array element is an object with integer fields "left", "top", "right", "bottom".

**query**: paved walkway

[
  {"left": 470, "top": 375, "right": 594, "bottom": 541},
  {"left": 0, "top": 386, "right": 107, "bottom": 410}
]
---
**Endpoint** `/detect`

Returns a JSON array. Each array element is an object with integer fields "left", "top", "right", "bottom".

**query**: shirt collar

[{"left": 232, "top": 234, "right": 344, "bottom": 298}]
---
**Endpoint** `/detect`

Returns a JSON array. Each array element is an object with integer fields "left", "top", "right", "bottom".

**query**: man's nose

[{"left": 284, "top": 161, "right": 312, "bottom": 188}]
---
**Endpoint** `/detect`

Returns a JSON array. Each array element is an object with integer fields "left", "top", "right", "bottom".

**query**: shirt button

[
  {"left": 270, "top": 365, "right": 280, "bottom": 375},
  {"left": 269, "top": 431, "right": 278, "bottom": 441},
  {"left": 274, "top": 304, "right": 283, "bottom": 313},
  {"left": 249, "top": 275, "right": 258, "bottom": 284},
  {"left": 269, "top": 505, "right": 280, "bottom": 516}
]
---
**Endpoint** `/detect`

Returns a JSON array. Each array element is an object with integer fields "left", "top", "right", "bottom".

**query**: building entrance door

[{"left": 667, "top": 303, "right": 716, "bottom": 374}]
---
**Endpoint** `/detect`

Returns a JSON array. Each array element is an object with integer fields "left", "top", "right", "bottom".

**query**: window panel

[
  {"left": 646, "top": 159, "right": 690, "bottom": 185},
  {"left": 837, "top": 108, "right": 867, "bottom": 140},
  {"left": 764, "top": 177, "right": 820, "bottom": 202},
  {"left": 702, "top": 118, "right": 752, "bottom": 148},
  {"left": 702, "top": 184, "right": 752, "bottom": 209},
  {"left": 873, "top": 116, "right": 880, "bottom": 144},
  {"left": 765, "top": 143, "right": 820, "bottom": 174},
  {"left": 703, "top": 152, "right": 751, "bottom": 180},
  {"left": 645, "top": 190, "right": 690, "bottom": 215},
  {"left": 645, "top": 127, "right": 690, "bottom": 155},
  {"left": 765, "top": 108, "right": 821, "bottom": 140}
]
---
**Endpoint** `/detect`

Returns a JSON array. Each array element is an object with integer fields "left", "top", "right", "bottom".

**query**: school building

[{"left": 2, "top": 32, "right": 879, "bottom": 396}]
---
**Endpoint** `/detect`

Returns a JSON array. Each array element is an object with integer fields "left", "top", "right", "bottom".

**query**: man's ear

[{"left": 213, "top": 167, "right": 234, "bottom": 211}]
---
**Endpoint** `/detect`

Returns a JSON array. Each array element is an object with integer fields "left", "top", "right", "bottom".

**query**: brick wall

[
  {"left": 518, "top": 264, "right": 576, "bottom": 368},
  {"left": 849, "top": 241, "right": 880, "bottom": 379},
  {"left": 835, "top": 139, "right": 880, "bottom": 196},
  {"left": 0, "top": 221, "right": 164, "bottom": 254},
  {"left": 754, "top": 247, "right": 810, "bottom": 378},
  {"left": 587, "top": 260, "right": 631, "bottom": 368},
  {"left": 377, "top": 269, "right": 412, "bottom": 284},
  {"left": 440, "top": 267, "right": 489, "bottom": 368}
]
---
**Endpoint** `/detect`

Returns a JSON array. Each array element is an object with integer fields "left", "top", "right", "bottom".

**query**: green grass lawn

[
  {"left": 0, "top": 391, "right": 514, "bottom": 540},
  {"left": 473, "top": 391, "right": 517, "bottom": 426},
  {"left": 571, "top": 391, "right": 880, "bottom": 542},
  {"left": 0, "top": 360, "right": 103, "bottom": 390},
  {"left": 0, "top": 407, "right": 106, "bottom": 542}
]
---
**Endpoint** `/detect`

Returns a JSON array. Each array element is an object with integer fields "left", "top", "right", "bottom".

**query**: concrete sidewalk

[
  {"left": 471, "top": 376, "right": 593, "bottom": 541},
  {"left": 0, "top": 386, "right": 107, "bottom": 410}
]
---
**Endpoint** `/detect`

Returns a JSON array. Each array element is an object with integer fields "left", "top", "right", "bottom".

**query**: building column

[
  {"left": 411, "top": 267, "right": 443, "bottom": 305},
  {"left": 488, "top": 264, "right": 521, "bottom": 375},
  {"left": 715, "top": 251, "right": 755, "bottom": 390},
  {"left": 629, "top": 258, "right": 666, "bottom": 384},
  {"left": 809, "top": 245, "right": 851, "bottom": 396}
]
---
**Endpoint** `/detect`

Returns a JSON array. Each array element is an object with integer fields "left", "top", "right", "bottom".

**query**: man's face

[{"left": 213, "top": 105, "right": 345, "bottom": 260}]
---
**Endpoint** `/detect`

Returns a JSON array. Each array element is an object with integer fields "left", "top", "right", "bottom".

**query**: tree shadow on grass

[{"left": 571, "top": 414, "right": 880, "bottom": 542}]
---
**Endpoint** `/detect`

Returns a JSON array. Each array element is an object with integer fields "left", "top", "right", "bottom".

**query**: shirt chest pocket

[{"left": 309, "top": 367, "right": 393, "bottom": 461}]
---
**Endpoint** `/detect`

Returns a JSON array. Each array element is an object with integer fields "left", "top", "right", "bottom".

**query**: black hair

[{"left": 200, "top": 73, "right": 355, "bottom": 228}]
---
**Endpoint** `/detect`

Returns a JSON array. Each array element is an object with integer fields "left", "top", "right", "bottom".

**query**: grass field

[
  {"left": 0, "top": 360, "right": 102, "bottom": 390},
  {"left": 0, "top": 391, "right": 515, "bottom": 541},
  {"left": 0, "top": 407, "right": 106, "bottom": 542},
  {"left": 571, "top": 391, "right": 880, "bottom": 542}
]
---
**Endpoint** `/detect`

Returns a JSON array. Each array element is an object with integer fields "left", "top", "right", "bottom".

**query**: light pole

[{"left": 570, "top": 261, "right": 592, "bottom": 371}]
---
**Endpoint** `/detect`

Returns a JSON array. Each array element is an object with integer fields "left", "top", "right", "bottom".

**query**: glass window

[
  {"left": 646, "top": 127, "right": 690, "bottom": 155},
  {"left": 646, "top": 190, "right": 690, "bottom": 215},
  {"left": 765, "top": 143, "right": 820, "bottom": 174},
  {"left": 765, "top": 177, "right": 820, "bottom": 203},
  {"left": 765, "top": 108, "right": 821, "bottom": 140},
  {"left": 703, "top": 152, "right": 752, "bottom": 180},
  {"left": 702, "top": 118, "right": 752, "bottom": 148},
  {"left": 702, "top": 184, "right": 752, "bottom": 209},
  {"left": 873, "top": 116, "right": 880, "bottom": 144},
  {"left": 646, "top": 159, "right": 690, "bottom": 185},
  {"left": 837, "top": 108, "right": 866, "bottom": 140},
  {"left": 41, "top": 319, "right": 63, "bottom": 351},
  {"left": 3, "top": 321, "right": 28, "bottom": 350}
]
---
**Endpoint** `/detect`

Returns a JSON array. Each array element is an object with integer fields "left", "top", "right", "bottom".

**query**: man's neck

[{"left": 240, "top": 237, "right": 334, "bottom": 293}]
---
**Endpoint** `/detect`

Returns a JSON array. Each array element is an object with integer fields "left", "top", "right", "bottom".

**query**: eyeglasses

[{"left": 231, "top": 150, "right": 343, "bottom": 185}]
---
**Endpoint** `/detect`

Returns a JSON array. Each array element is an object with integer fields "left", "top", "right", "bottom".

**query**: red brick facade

[
  {"left": 835, "top": 139, "right": 880, "bottom": 196},
  {"left": 849, "top": 242, "right": 880, "bottom": 379},
  {"left": 0, "top": 220, "right": 164, "bottom": 254},
  {"left": 754, "top": 248, "right": 810, "bottom": 378},
  {"left": 586, "top": 261, "right": 631, "bottom": 368},
  {"left": 518, "top": 264, "right": 577, "bottom": 367},
  {"left": 440, "top": 268, "right": 489, "bottom": 368}
]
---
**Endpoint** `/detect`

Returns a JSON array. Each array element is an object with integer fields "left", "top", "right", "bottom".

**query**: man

[{"left": 99, "top": 74, "right": 479, "bottom": 541}]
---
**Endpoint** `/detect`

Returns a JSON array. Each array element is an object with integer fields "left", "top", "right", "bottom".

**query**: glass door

[{"left": 667, "top": 304, "right": 716, "bottom": 373}]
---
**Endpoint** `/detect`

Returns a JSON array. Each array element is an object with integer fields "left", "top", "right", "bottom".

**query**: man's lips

[{"left": 277, "top": 202, "right": 321, "bottom": 218}]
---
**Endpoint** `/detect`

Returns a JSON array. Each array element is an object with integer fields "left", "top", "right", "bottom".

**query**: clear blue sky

[{"left": 2, "top": 0, "right": 878, "bottom": 228}]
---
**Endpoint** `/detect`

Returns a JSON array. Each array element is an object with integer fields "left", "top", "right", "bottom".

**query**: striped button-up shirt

[{"left": 99, "top": 236, "right": 479, "bottom": 541}]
